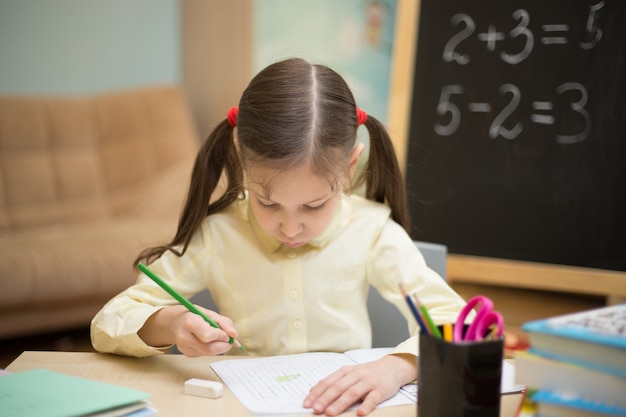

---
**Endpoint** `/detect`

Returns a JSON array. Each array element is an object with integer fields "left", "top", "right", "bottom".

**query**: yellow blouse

[{"left": 91, "top": 194, "right": 467, "bottom": 357}]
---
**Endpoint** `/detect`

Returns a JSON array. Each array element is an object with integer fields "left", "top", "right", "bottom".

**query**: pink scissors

[{"left": 453, "top": 295, "right": 504, "bottom": 342}]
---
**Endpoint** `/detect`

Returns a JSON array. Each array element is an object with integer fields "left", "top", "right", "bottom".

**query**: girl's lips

[{"left": 282, "top": 241, "right": 304, "bottom": 248}]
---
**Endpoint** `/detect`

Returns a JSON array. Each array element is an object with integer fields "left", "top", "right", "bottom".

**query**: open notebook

[{"left": 211, "top": 347, "right": 524, "bottom": 415}]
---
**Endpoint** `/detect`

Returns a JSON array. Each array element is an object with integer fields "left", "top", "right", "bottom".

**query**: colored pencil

[
  {"left": 412, "top": 294, "right": 443, "bottom": 339},
  {"left": 399, "top": 283, "right": 431, "bottom": 336},
  {"left": 443, "top": 323, "right": 453, "bottom": 342}
]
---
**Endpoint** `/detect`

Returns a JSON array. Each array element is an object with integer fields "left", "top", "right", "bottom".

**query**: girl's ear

[{"left": 348, "top": 142, "right": 365, "bottom": 177}]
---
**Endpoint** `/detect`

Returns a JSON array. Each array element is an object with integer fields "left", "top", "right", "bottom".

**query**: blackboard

[{"left": 406, "top": 0, "right": 626, "bottom": 272}]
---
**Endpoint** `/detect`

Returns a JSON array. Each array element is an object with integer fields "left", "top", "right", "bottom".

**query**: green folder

[{"left": 0, "top": 368, "right": 151, "bottom": 417}]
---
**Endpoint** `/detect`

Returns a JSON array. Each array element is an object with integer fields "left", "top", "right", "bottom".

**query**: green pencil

[{"left": 137, "top": 262, "right": 243, "bottom": 349}]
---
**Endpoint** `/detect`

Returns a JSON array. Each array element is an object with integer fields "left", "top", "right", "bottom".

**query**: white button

[
  {"left": 293, "top": 320, "right": 302, "bottom": 329},
  {"left": 287, "top": 252, "right": 297, "bottom": 259},
  {"left": 289, "top": 290, "right": 299, "bottom": 300}
]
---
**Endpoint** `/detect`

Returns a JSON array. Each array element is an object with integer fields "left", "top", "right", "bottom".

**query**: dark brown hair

[{"left": 135, "top": 58, "right": 409, "bottom": 266}]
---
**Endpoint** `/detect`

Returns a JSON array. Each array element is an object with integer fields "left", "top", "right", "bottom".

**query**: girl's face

[{"left": 247, "top": 164, "right": 341, "bottom": 248}]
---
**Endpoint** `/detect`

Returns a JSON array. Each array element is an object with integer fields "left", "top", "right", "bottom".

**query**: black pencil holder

[{"left": 418, "top": 326, "right": 503, "bottom": 417}]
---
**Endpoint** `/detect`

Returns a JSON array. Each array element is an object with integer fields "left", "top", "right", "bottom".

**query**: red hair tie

[
  {"left": 227, "top": 107, "right": 238, "bottom": 127},
  {"left": 356, "top": 107, "right": 367, "bottom": 126}
]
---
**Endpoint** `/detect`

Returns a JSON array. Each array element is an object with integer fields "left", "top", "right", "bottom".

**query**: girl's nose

[{"left": 280, "top": 222, "right": 303, "bottom": 238}]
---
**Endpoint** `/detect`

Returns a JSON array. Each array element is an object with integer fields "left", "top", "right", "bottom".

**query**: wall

[
  {"left": 181, "top": 0, "right": 253, "bottom": 139},
  {"left": 254, "top": 0, "right": 397, "bottom": 126},
  {"left": 0, "top": 0, "right": 180, "bottom": 94}
]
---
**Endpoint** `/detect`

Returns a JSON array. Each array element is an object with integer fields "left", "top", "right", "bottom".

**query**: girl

[{"left": 91, "top": 58, "right": 468, "bottom": 416}]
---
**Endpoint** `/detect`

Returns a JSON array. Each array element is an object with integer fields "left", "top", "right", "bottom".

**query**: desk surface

[{"left": 6, "top": 351, "right": 523, "bottom": 417}]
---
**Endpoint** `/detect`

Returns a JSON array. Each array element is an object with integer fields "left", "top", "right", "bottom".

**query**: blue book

[
  {"left": 532, "top": 389, "right": 626, "bottom": 417},
  {"left": 521, "top": 304, "right": 626, "bottom": 378},
  {"left": 514, "top": 350, "right": 626, "bottom": 409}
]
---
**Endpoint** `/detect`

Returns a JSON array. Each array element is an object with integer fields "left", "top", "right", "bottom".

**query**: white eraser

[{"left": 184, "top": 378, "right": 223, "bottom": 398}]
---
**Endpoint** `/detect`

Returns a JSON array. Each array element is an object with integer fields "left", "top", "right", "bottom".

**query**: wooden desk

[{"left": 6, "top": 351, "right": 523, "bottom": 416}]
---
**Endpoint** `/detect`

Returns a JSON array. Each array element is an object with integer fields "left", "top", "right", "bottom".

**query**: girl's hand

[
  {"left": 303, "top": 353, "right": 417, "bottom": 416},
  {"left": 139, "top": 305, "right": 240, "bottom": 356},
  {"left": 172, "top": 306, "right": 240, "bottom": 356}
]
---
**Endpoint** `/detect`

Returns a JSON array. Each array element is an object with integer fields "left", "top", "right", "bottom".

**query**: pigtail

[
  {"left": 134, "top": 120, "right": 244, "bottom": 266},
  {"left": 359, "top": 115, "right": 410, "bottom": 233}
]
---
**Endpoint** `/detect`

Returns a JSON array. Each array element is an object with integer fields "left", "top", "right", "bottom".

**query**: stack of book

[{"left": 515, "top": 304, "right": 626, "bottom": 417}]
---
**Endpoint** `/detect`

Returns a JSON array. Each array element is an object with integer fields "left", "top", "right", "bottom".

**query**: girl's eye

[
  {"left": 257, "top": 199, "right": 279, "bottom": 210},
  {"left": 304, "top": 202, "right": 326, "bottom": 211}
]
